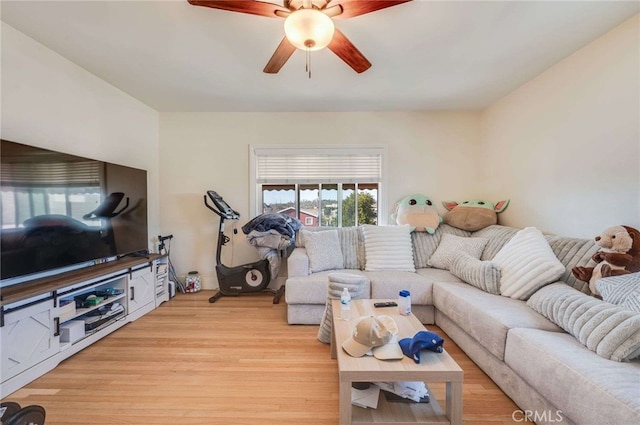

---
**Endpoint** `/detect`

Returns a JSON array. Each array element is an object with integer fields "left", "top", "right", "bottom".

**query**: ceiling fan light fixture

[{"left": 284, "top": 8, "right": 335, "bottom": 51}]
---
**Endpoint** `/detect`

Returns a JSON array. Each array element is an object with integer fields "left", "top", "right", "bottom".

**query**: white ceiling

[{"left": 2, "top": 0, "right": 638, "bottom": 112}]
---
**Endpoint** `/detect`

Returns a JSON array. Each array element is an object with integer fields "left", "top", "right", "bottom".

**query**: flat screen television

[{"left": 1, "top": 139, "right": 149, "bottom": 287}]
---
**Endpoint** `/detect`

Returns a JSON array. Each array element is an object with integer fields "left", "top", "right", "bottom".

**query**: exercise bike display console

[{"left": 204, "top": 191, "right": 283, "bottom": 304}]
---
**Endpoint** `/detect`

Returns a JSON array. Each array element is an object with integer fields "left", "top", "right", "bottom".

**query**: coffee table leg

[
  {"left": 339, "top": 377, "right": 352, "bottom": 425},
  {"left": 446, "top": 381, "right": 463, "bottom": 425}
]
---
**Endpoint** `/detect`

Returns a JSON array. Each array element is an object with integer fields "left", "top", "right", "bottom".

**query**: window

[{"left": 250, "top": 145, "right": 386, "bottom": 227}]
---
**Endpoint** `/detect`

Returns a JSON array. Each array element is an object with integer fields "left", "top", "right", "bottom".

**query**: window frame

[{"left": 249, "top": 144, "right": 388, "bottom": 225}]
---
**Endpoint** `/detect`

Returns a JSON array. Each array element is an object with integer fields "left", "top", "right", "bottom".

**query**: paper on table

[
  {"left": 374, "top": 381, "right": 428, "bottom": 402},
  {"left": 351, "top": 385, "right": 381, "bottom": 409}
]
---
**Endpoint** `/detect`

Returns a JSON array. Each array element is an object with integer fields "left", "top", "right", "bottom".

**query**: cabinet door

[
  {"left": 1, "top": 298, "right": 60, "bottom": 382},
  {"left": 128, "top": 266, "right": 155, "bottom": 314}
]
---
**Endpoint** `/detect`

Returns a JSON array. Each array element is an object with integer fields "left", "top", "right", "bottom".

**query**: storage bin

[{"left": 60, "top": 320, "right": 85, "bottom": 343}]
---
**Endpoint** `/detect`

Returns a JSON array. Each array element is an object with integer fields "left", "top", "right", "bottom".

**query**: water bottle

[
  {"left": 340, "top": 287, "right": 351, "bottom": 320},
  {"left": 399, "top": 289, "right": 411, "bottom": 316}
]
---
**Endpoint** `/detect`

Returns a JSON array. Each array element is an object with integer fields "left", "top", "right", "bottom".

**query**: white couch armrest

[{"left": 288, "top": 247, "right": 310, "bottom": 278}]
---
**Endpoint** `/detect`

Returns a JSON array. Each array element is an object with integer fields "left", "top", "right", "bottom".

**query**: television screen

[{"left": 0, "top": 139, "right": 148, "bottom": 285}]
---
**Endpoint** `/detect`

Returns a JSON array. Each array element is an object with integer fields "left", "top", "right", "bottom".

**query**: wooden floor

[{"left": 3, "top": 291, "right": 520, "bottom": 425}]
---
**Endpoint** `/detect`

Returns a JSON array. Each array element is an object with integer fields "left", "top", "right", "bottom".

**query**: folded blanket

[{"left": 241, "top": 213, "right": 302, "bottom": 239}]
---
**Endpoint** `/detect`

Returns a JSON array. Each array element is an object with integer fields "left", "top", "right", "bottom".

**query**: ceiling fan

[{"left": 187, "top": 0, "right": 412, "bottom": 74}]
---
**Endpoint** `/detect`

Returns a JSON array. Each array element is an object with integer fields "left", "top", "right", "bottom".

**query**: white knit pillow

[
  {"left": 362, "top": 225, "right": 415, "bottom": 272},
  {"left": 301, "top": 229, "right": 344, "bottom": 273},
  {"left": 428, "top": 234, "right": 488, "bottom": 271},
  {"left": 493, "top": 227, "right": 565, "bottom": 300}
]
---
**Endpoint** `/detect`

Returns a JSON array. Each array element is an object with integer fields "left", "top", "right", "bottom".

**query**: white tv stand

[{"left": 0, "top": 254, "right": 169, "bottom": 398}]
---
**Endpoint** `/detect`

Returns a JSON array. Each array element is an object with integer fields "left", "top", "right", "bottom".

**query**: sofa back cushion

[
  {"left": 547, "top": 236, "right": 599, "bottom": 294},
  {"left": 471, "top": 225, "right": 520, "bottom": 260},
  {"left": 339, "top": 226, "right": 363, "bottom": 270}
]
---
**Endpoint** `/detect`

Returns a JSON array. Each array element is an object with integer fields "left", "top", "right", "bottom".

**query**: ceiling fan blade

[
  {"left": 326, "top": 0, "right": 412, "bottom": 19},
  {"left": 327, "top": 29, "right": 371, "bottom": 73},
  {"left": 187, "top": 0, "right": 289, "bottom": 18},
  {"left": 263, "top": 37, "right": 297, "bottom": 73}
]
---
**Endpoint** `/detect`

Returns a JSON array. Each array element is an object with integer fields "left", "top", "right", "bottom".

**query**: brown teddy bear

[{"left": 572, "top": 225, "right": 640, "bottom": 296}]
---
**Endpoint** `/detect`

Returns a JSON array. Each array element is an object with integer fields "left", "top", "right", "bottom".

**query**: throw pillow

[
  {"left": 492, "top": 227, "right": 565, "bottom": 300},
  {"left": 449, "top": 252, "right": 501, "bottom": 294},
  {"left": 300, "top": 229, "right": 344, "bottom": 273},
  {"left": 527, "top": 283, "right": 640, "bottom": 361},
  {"left": 427, "top": 233, "right": 488, "bottom": 271},
  {"left": 596, "top": 272, "right": 640, "bottom": 312},
  {"left": 362, "top": 225, "right": 415, "bottom": 272}
]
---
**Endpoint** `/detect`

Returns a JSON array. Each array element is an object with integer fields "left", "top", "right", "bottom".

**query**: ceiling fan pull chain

[{"left": 306, "top": 46, "right": 312, "bottom": 79}]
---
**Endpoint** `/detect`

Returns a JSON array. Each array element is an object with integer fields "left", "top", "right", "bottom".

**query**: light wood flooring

[{"left": 4, "top": 291, "right": 520, "bottom": 424}]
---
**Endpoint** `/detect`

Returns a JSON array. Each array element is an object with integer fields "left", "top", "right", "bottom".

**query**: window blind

[
  {"left": 254, "top": 147, "right": 383, "bottom": 184},
  {"left": 1, "top": 161, "right": 101, "bottom": 186}
]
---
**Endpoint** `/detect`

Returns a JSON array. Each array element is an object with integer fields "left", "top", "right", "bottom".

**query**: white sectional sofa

[{"left": 285, "top": 224, "right": 640, "bottom": 425}]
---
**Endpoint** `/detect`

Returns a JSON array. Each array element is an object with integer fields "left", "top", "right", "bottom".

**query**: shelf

[
  {"left": 62, "top": 312, "right": 126, "bottom": 347},
  {"left": 352, "top": 385, "right": 449, "bottom": 425},
  {"left": 83, "top": 311, "right": 126, "bottom": 334},
  {"left": 63, "top": 293, "right": 126, "bottom": 323}
]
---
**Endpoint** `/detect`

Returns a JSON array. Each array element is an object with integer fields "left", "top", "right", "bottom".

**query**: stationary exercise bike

[{"left": 204, "top": 190, "right": 283, "bottom": 304}]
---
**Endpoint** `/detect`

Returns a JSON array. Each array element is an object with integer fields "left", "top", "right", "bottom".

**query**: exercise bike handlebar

[{"left": 204, "top": 190, "right": 240, "bottom": 220}]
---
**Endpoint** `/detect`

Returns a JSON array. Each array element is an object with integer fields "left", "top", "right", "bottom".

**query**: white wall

[
  {"left": 1, "top": 23, "right": 160, "bottom": 249},
  {"left": 480, "top": 15, "right": 640, "bottom": 238},
  {"left": 159, "top": 112, "right": 481, "bottom": 289},
  {"left": 5, "top": 13, "right": 638, "bottom": 291}
]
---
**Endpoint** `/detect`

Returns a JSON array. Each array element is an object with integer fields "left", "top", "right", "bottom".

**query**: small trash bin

[{"left": 185, "top": 270, "right": 202, "bottom": 293}]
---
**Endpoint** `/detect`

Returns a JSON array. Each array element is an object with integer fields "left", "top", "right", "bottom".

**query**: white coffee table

[{"left": 331, "top": 299, "right": 463, "bottom": 425}]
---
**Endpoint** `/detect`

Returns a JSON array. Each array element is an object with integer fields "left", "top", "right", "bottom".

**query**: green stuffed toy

[
  {"left": 442, "top": 199, "right": 509, "bottom": 232},
  {"left": 391, "top": 194, "right": 442, "bottom": 234}
]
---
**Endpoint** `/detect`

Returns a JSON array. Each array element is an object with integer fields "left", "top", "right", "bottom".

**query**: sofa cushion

[
  {"left": 362, "top": 224, "right": 415, "bottom": 272},
  {"left": 472, "top": 224, "right": 519, "bottom": 260},
  {"left": 449, "top": 252, "right": 501, "bottom": 295},
  {"left": 365, "top": 271, "right": 437, "bottom": 305},
  {"left": 415, "top": 267, "right": 463, "bottom": 281},
  {"left": 505, "top": 328, "right": 640, "bottom": 425},
  {"left": 492, "top": 227, "right": 565, "bottom": 300},
  {"left": 411, "top": 224, "right": 471, "bottom": 268},
  {"left": 427, "top": 233, "right": 488, "bottom": 270},
  {"left": 433, "top": 281, "right": 562, "bottom": 360},
  {"left": 597, "top": 272, "right": 640, "bottom": 312},
  {"left": 527, "top": 283, "right": 640, "bottom": 361},
  {"left": 285, "top": 270, "right": 369, "bottom": 305},
  {"left": 300, "top": 229, "right": 344, "bottom": 273}
]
